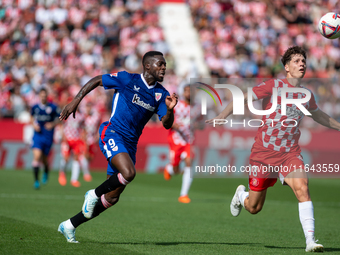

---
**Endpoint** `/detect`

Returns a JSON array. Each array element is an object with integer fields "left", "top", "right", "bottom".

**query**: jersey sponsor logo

[
  {"left": 134, "top": 85, "right": 140, "bottom": 92},
  {"left": 155, "top": 93, "right": 162, "bottom": 101},
  {"left": 110, "top": 73, "right": 117, "bottom": 77},
  {"left": 132, "top": 94, "right": 155, "bottom": 111}
]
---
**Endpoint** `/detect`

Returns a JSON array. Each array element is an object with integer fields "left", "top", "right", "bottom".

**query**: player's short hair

[
  {"left": 39, "top": 88, "right": 47, "bottom": 94},
  {"left": 142, "top": 51, "right": 163, "bottom": 67},
  {"left": 281, "top": 46, "right": 307, "bottom": 66}
]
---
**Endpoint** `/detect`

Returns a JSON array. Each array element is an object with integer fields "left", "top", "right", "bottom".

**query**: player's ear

[{"left": 284, "top": 63, "right": 289, "bottom": 73}]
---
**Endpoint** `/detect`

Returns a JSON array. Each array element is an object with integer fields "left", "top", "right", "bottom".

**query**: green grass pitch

[{"left": 1, "top": 170, "right": 340, "bottom": 254}]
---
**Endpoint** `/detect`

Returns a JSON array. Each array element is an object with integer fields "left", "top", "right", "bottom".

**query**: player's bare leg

[
  {"left": 58, "top": 153, "right": 134, "bottom": 243},
  {"left": 231, "top": 185, "right": 267, "bottom": 216},
  {"left": 41, "top": 153, "right": 49, "bottom": 185},
  {"left": 284, "top": 170, "right": 323, "bottom": 252},
  {"left": 80, "top": 153, "right": 92, "bottom": 182},
  {"left": 32, "top": 148, "right": 42, "bottom": 189},
  {"left": 164, "top": 164, "right": 179, "bottom": 180},
  {"left": 70, "top": 154, "right": 81, "bottom": 188},
  {"left": 59, "top": 145, "right": 69, "bottom": 186},
  {"left": 243, "top": 189, "right": 267, "bottom": 214},
  {"left": 179, "top": 156, "right": 192, "bottom": 203}
]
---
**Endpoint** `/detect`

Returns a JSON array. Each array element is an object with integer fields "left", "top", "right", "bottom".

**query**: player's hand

[
  {"left": 165, "top": 93, "right": 178, "bottom": 110},
  {"left": 59, "top": 99, "right": 80, "bottom": 120},
  {"left": 205, "top": 114, "right": 227, "bottom": 126},
  {"left": 44, "top": 122, "right": 54, "bottom": 130},
  {"left": 33, "top": 123, "right": 41, "bottom": 132}
]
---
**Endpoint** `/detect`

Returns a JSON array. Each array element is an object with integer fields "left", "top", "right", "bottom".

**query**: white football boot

[
  {"left": 305, "top": 239, "right": 324, "bottom": 252},
  {"left": 58, "top": 221, "right": 79, "bottom": 243},
  {"left": 82, "top": 189, "right": 99, "bottom": 219},
  {"left": 230, "top": 185, "right": 246, "bottom": 217}
]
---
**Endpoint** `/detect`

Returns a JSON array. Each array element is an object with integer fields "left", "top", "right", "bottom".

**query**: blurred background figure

[
  {"left": 58, "top": 109, "right": 85, "bottom": 187},
  {"left": 30, "top": 88, "right": 60, "bottom": 189},
  {"left": 81, "top": 101, "right": 102, "bottom": 182},
  {"left": 164, "top": 84, "right": 193, "bottom": 203}
]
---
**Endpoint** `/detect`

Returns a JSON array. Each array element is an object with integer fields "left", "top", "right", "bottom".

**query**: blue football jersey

[
  {"left": 101, "top": 71, "right": 170, "bottom": 146},
  {"left": 31, "top": 103, "right": 60, "bottom": 143}
]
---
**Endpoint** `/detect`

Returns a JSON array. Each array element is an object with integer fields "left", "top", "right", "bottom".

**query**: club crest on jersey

[
  {"left": 46, "top": 106, "right": 52, "bottom": 114},
  {"left": 110, "top": 73, "right": 117, "bottom": 77},
  {"left": 251, "top": 178, "right": 259, "bottom": 187},
  {"left": 155, "top": 93, "right": 162, "bottom": 101}
]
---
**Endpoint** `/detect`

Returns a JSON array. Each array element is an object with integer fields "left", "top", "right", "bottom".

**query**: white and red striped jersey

[
  {"left": 169, "top": 100, "right": 191, "bottom": 146},
  {"left": 84, "top": 111, "right": 101, "bottom": 145},
  {"left": 252, "top": 78, "right": 318, "bottom": 153},
  {"left": 62, "top": 112, "right": 85, "bottom": 141}
]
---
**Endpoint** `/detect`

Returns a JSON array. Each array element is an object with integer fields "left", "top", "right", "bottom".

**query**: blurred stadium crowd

[{"left": 0, "top": 0, "right": 339, "bottom": 128}]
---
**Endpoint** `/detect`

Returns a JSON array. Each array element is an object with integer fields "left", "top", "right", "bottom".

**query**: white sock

[
  {"left": 70, "top": 160, "right": 80, "bottom": 181},
  {"left": 238, "top": 190, "right": 249, "bottom": 207},
  {"left": 89, "top": 189, "right": 98, "bottom": 198},
  {"left": 80, "top": 156, "right": 90, "bottom": 176},
  {"left": 65, "top": 219, "right": 75, "bottom": 230},
  {"left": 299, "top": 201, "right": 315, "bottom": 244},
  {"left": 60, "top": 158, "right": 67, "bottom": 172},
  {"left": 166, "top": 164, "right": 174, "bottom": 175},
  {"left": 180, "top": 166, "right": 193, "bottom": 196}
]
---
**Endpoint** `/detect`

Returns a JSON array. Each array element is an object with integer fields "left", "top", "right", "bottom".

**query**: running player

[
  {"left": 207, "top": 46, "right": 340, "bottom": 252},
  {"left": 30, "top": 88, "right": 60, "bottom": 189},
  {"left": 164, "top": 84, "right": 193, "bottom": 203},
  {"left": 58, "top": 51, "right": 178, "bottom": 243},
  {"left": 58, "top": 109, "right": 86, "bottom": 187},
  {"left": 80, "top": 101, "right": 101, "bottom": 183}
]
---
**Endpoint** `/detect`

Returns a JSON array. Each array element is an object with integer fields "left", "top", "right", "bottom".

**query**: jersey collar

[{"left": 141, "top": 74, "right": 157, "bottom": 89}]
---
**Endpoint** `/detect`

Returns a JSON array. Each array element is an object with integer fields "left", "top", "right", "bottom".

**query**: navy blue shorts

[
  {"left": 99, "top": 121, "right": 136, "bottom": 176},
  {"left": 32, "top": 138, "right": 53, "bottom": 155}
]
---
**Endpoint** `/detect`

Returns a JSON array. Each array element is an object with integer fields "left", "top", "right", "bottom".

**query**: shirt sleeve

[
  {"left": 308, "top": 91, "right": 318, "bottom": 112},
  {"left": 156, "top": 91, "right": 170, "bottom": 121},
  {"left": 252, "top": 80, "right": 274, "bottom": 100},
  {"left": 101, "top": 71, "right": 130, "bottom": 91}
]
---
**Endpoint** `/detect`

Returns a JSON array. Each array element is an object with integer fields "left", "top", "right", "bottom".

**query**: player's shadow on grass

[
  {"left": 100, "top": 241, "right": 258, "bottom": 246},
  {"left": 266, "top": 246, "right": 340, "bottom": 252}
]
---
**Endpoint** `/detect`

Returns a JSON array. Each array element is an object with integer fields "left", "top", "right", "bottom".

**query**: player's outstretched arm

[
  {"left": 311, "top": 108, "right": 340, "bottom": 131},
  {"left": 162, "top": 93, "right": 178, "bottom": 129},
  {"left": 205, "top": 92, "right": 250, "bottom": 126},
  {"left": 60, "top": 75, "right": 103, "bottom": 120}
]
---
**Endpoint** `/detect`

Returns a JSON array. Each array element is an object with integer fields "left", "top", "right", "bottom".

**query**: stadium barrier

[{"left": 1, "top": 120, "right": 340, "bottom": 177}]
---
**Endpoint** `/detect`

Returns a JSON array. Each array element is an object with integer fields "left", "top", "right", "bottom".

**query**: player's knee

[
  {"left": 106, "top": 196, "right": 120, "bottom": 206},
  {"left": 248, "top": 204, "right": 263, "bottom": 214},
  {"left": 295, "top": 183, "right": 310, "bottom": 201},
  {"left": 121, "top": 168, "right": 136, "bottom": 182}
]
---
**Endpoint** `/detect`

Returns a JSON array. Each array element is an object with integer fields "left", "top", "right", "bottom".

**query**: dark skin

[{"left": 59, "top": 54, "right": 178, "bottom": 203}]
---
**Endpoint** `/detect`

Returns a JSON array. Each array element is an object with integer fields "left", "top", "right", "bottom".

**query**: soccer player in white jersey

[
  {"left": 164, "top": 84, "right": 193, "bottom": 203},
  {"left": 207, "top": 46, "right": 340, "bottom": 252}
]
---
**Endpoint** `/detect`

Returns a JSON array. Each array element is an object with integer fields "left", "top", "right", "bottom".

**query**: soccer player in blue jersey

[
  {"left": 31, "top": 88, "right": 60, "bottom": 189},
  {"left": 58, "top": 51, "right": 178, "bottom": 243}
]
